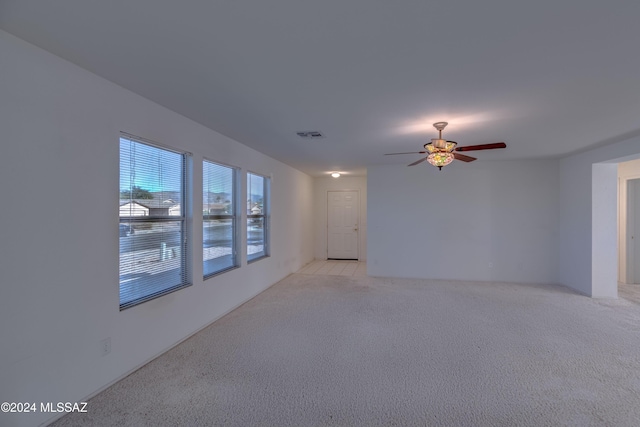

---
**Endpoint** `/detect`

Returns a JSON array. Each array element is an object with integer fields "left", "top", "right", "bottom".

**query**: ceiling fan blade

[
  {"left": 455, "top": 142, "right": 506, "bottom": 152},
  {"left": 385, "top": 151, "right": 427, "bottom": 155},
  {"left": 407, "top": 157, "right": 427, "bottom": 167},
  {"left": 453, "top": 152, "right": 477, "bottom": 162}
]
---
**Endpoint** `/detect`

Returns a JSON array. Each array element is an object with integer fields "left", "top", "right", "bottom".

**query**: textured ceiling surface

[{"left": 2, "top": 0, "right": 640, "bottom": 176}]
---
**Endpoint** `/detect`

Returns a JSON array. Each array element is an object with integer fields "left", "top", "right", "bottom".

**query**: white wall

[
  {"left": 559, "top": 139, "right": 640, "bottom": 297},
  {"left": 313, "top": 176, "right": 367, "bottom": 260},
  {"left": 367, "top": 160, "right": 559, "bottom": 284},
  {"left": 0, "top": 30, "right": 314, "bottom": 427}
]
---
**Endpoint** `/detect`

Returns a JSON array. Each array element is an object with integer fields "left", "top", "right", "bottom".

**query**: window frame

[
  {"left": 202, "top": 158, "right": 240, "bottom": 279},
  {"left": 246, "top": 171, "right": 270, "bottom": 263},
  {"left": 119, "top": 133, "right": 191, "bottom": 310}
]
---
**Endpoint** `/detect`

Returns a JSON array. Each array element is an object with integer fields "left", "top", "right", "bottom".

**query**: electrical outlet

[{"left": 100, "top": 337, "right": 111, "bottom": 356}]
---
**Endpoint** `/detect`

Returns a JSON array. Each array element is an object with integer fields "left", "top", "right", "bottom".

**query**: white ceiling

[{"left": 2, "top": 0, "right": 640, "bottom": 176}]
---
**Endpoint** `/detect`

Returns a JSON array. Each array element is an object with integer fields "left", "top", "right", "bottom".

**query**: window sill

[
  {"left": 204, "top": 264, "right": 240, "bottom": 280},
  {"left": 247, "top": 254, "right": 270, "bottom": 264}
]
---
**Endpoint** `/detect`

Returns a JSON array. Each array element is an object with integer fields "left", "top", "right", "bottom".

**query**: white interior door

[
  {"left": 327, "top": 190, "right": 359, "bottom": 260},
  {"left": 628, "top": 179, "right": 640, "bottom": 284}
]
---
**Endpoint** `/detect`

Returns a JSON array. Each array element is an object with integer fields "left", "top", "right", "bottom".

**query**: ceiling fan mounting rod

[{"left": 433, "top": 121, "right": 448, "bottom": 140}]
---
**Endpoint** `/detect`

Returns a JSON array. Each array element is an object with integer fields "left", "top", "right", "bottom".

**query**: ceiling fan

[{"left": 385, "top": 122, "right": 506, "bottom": 170}]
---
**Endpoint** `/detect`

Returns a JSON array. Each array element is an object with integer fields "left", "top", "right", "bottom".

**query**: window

[
  {"left": 119, "top": 135, "right": 190, "bottom": 310},
  {"left": 247, "top": 172, "right": 269, "bottom": 262},
  {"left": 203, "top": 160, "right": 238, "bottom": 277}
]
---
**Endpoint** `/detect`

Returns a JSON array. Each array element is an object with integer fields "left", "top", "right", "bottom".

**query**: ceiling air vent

[{"left": 296, "top": 131, "right": 324, "bottom": 139}]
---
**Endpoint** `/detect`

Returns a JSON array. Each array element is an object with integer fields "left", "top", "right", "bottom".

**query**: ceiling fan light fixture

[
  {"left": 385, "top": 121, "right": 504, "bottom": 169},
  {"left": 427, "top": 152, "right": 455, "bottom": 170}
]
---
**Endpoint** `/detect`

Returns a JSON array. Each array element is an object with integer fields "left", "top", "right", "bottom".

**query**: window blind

[
  {"left": 203, "top": 160, "right": 238, "bottom": 277},
  {"left": 247, "top": 172, "right": 269, "bottom": 262},
  {"left": 119, "top": 136, "right": 189, "bottom": 309}
]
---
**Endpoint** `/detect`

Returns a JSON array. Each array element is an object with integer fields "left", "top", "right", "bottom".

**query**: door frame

[{"left": 326, "top": 189, "right": 360, "bottom": 260}]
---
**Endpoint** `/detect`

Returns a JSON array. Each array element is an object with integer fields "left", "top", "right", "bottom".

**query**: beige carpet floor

[{"left": 51, "top": 273, "right": 640, "bottom": 426}]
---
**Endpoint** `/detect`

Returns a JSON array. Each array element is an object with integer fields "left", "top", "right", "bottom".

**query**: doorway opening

[
  {"left": 618, "top": 159, "right": 640, "bottom": 286},
  {"left": 626, "top": 179, "right": 640, "bottom": 284},
  {"left": 593, "top": 156, "right": 640, "bottom": 298}
]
